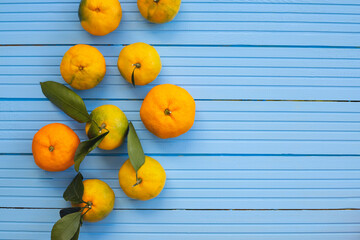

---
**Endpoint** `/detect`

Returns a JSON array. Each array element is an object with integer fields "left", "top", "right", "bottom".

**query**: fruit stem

[
  {"left": 133, "top": 63, "right": 141, "bottom": 68},
  {"left": 164, "top": 108, "right": 172, "bottom": 115},
  {"left": 154, "top": 0, "right": 159, "bottom": 2},
  {"left": 91, "top": 119, "right": 109, "bottom": 133},
  {"left": 99, "top": 123, "right": 108, "bottom": 132},
  {"left": 133, "top": 177, "right": 142, "bottom": 187},
  {"left": 82, "top": 206, "right": 92, "bottom": 216},
  {"left": 86, "top": 201, "right": 92, "bottom": 209},
  {"left": 49, "top": 146, "right": 54, "bottom": 152}
]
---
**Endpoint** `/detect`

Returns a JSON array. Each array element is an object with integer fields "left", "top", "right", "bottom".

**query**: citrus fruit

[
  {"left": 117, "top": 42, "right": 162, "bottom": 86},
  {"left": 60, "top": 44, "right": 106, "bottom": 90},
  {"left": 85, "top": 105, "right": 129, "bottom": 150},
  {"left": 32, "top": 123, "right": 80, "bottom": 172},
  {"left": 78, "top": 0, "right": 122, "bottom": 36},
  {"left": 72, "top": 179, "right": 115, "bottom": 222},
  {"left": 137, "top": 0, "right": 181, "bottom": 24},
  {"left": 140, "top": 84, "right": 196, "bottom": 138},
  {"left": 118, "top": 156, "right": 166, "bottom": 201}
]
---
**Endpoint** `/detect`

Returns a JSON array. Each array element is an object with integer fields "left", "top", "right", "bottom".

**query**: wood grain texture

[
  {"left": 1, "top": 46, "right": 360, "bottom": 100},
  {"left": 1, "top": 2, "right": 360, "bottom": 45},
  {"left": 2, "top": 209, "right": 360, "bottom": 240},
  {"left": 1, "top": 0, "right": 360, "bottom": 239}
]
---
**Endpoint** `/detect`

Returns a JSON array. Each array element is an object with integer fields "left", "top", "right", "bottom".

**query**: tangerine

[
  {"left": 119, "top": 156, "right": 166, "bottom": 201},
  {"left": 32, "top": 123, "right": 80, "bottom": 172},
  {"left": 140, "top": 84, "right": 195, "bottom": 138},
  {"left": 72, "top": 179, "right": 115, "bottom": 222}
]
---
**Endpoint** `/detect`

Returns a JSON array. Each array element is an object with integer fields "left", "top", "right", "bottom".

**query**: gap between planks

[
  {"left": 1, "top": 207, "right": 360, "bottom": 211},
  {"left": 0, "top": 44, "right": 360, "bottom": 49},
  {"left": 0, "top": 98, "right": 359, "bottom": 102}
]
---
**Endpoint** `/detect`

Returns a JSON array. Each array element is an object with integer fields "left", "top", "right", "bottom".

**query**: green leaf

[
  {"left": 86, "top": 120, "right": 103, "bottom": 139},
  {"left": 71, "top": 226, "right": 80, "bottom": 240},
  {"left": 63, "top": 173, "right": 84, "bottom": 204},
  {"left": 131, "top": 66, "right": 136, "bottom": 87},
  {"left": 40, "top": 81, "right": 91, "bottom": 123},
  {"left": 51, "top": 212, "right": 81, "bottom": 240},
  {"left": 60, "top": 207, "right": 82, "bottom": 218},
  {"left": 127, "top": 122, "right": 145, "bottom": 173},
  {"left": 74, "top": 131, "right": 109, "bottom": 172}
]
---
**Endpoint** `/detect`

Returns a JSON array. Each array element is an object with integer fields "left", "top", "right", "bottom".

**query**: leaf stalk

[{"left": 131, "top": 63, "right": 141, "bottom": 87}]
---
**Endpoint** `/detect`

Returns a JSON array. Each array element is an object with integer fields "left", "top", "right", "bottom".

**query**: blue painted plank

[
  {"left": 1, "top": 155, "right": 360, "bottom": 209},
  {"left": 1, "top": 101, "right": 360, "bottom": 142},
  {"left": 4, "top": 184, "right": 360, "bottom": 198},
  {"left": 1, "top": 3, "right": 360, "bottom": 14},
  {"left": 2, "top": 84, "right": 360, "bottom": 101},
  {"left": 3, "top": 0, "right": 360, "bottom": 3},
  {"left": 5, "top": 66, "right": 358, "bottom": 77},
  {"left": 3, "top": 120, "right": 359, "bottom": 133},
  {"left": 3, "top": 155, "right": 360, "bottom": 170},
  {"left": 2, "top": 66, "right": 360, "bottom": 78},
  {"left": 0, "top": 3, "right": 360, "bottom": 45},
  {"left": 3, "top": 46, "right": 360, "bottom": 58},
  {"left": 1, "top": 209, "right": 360, "bottom": 240},
  {"left": 1, "top": 232, "right": 360, "bottom": 240},
  {"left": 3, "top": 208, "right": 360, "bottom": 223},
  {"left": 2, "top": 232, "right": 360, "bottom": 240},
  {"left": 2, "top": 111, "right": 360, "bottom": 123},
  {"left": 1, "top": 100, "right": 358, "bottom": 112},
  {"left": 1, "top": 100, "right": 360, "bottom": 154},
  {"left": 2, "top": 56, "right": 360, "bottom": 69},
  {"left": 5, "top": 75, "right": 360, "bottom": 89},
  {"left": 2, "top": 12, "right": 360, "bottom": 25},
  {"left": 3, "top": 177, "right": 360, "bottom": 190},
  {"left": 2, "top": 21, "right": 360, "bottom": 32},
  {"left": 3, "top": 129, "right": 360, "bottom": 141},
  {"left": 4, "top": 138, "right": 360, "bottom": 155},
  {"left": 1, "top": 46, "right": 360, "bottom": 100},
  {"left": 2, "top": 30, "right": 360, "bottom": 46},
  {"left": 3, "top": 111, "right": 360, "bottom": 122}
]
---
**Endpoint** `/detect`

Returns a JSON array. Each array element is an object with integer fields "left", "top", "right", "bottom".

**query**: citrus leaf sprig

[
  {"left": 74, "top": 131, "right": 109, "bottom": 172},
  {"left": 63, "top": 172, "right": 84, "bottom": 203},
  {"left": 40, "top": 81, "right": 109, "bottom": 172},
  {"left": 51, "top": 173, "right": 91, "bottom": 240},
  {"left": 51, "top": 212, "right": 82, "bottom": 240},
  {"left": 41, "top": 81, "right": 146, "bottom": 184},
  {"left": 60, "top": 207, "right": 82, "bottom": 218},
  {"left": 127, "top": 122, "right": 145, "bottom": 186},
  {"left": 40, "top": 81, "right": 91, "bottom": 123}
]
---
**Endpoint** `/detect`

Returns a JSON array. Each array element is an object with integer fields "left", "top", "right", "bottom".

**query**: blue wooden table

[{"left": 1, "top": 0, "right": 360, "bottom": 239}]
